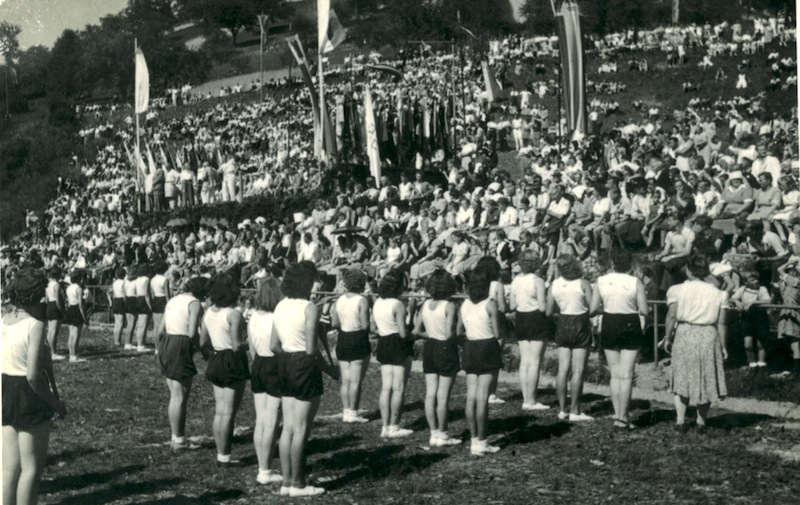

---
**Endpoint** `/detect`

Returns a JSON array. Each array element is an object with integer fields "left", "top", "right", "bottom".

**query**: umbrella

[
  {"left": 166, "top": 218, "right": 189, "bottom": 228},
  {"left": 331, "top": 226, "right": 366, "bottom": 235}
]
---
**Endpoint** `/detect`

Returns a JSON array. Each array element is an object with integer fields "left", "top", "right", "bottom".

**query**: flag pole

[
  {"left": 318, "top": 48, "right": 325, "bottom": 164},
  {"left": 134, "top": 37, "right": 142, "bottom": 214}
]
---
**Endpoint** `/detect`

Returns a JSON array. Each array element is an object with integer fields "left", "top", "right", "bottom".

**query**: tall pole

[
  {"left": 4, "top": 66, "right": 8, "bottom": 118},
  {"left": 556, "top": 66, "right": 562, "bottom": 153},
  {"left": 318, "top": 51, "right": 325, "bottom": 163},
  {"left": 135, "top": 38, "right": 142, "bottom": 214}
]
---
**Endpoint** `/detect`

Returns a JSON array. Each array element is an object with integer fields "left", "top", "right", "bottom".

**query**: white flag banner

[
  {"left": 317, "top": 0, "right": 330, "bottom": 52},
  {"left": 364, "top": 85, "right": 381, "bottom": 185},
  {"left": 135, "top": 48, "right": 149, "bottom": 114}
]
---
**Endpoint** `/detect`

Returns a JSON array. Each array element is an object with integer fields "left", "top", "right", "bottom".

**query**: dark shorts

[
  {"left": 46, "top": 301, "right": 62, "bottom": 321},
  {"left": 205, "top": 349, "right": 250, "bottom": 388},
  {"left": 112, "top": 298, "right": 126, "bottom": 315},
  {"left": 278, "top": 352, "right": 323, "bottom": 401},
  {"left": 64, "top": 305, "right": 84, "bottom": 326},
  {"left": 336, "top": 329, "right": 371, "bottom": 362},
  {"left": 422, "top": 339, "right": 460, "bottom": 377},
  {"left": 251, "top": 355, "right": 281, "bottom": 397},
  {"left": 126, "top": 297, "right": 138, "bottom": 315},
  {"left": 555, "top": 313, "right": 592, "bottom": 349},
  {"left": 741, "top": 306, "right": 770, "bottom": 340},
  {"left": 151, "top": 296, "right": 167, "bottom": 314},
  {"left": 2, "top": 375, "right": 54, "bottom": 429},
  {"left": 462, "top": 338, "right": 503, "bottom": 375},
  {"left": 376, "top": 334, "right": 414, "bottom": 366},
  {"left": 601, "top": 313, "right": 643, "bottom": 351},
  {"left": 136, "top": 297, "right": 151, "bottom": 316},
  {"left": 157, "top": 334, "right": 198, "bottom": 381},
  {"left": 514, "top": 310, "right": 553, "bottom": 342}
]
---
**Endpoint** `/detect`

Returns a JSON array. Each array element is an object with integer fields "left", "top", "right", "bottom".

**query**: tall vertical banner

[
  {"left": 554, "top": 1, "right": 586, "bottom": 139},
  {"left": 364, "top": 86, "right": 381, "bottom": 186},
  {"left": 672, "top": 0, "right": 680, "bottom": 24},
  {"left": 481, "top": 61, "right": 502, "bottom": 102},
  {"left": 134, "top": 48, "right": 149, "bottom": 114}
]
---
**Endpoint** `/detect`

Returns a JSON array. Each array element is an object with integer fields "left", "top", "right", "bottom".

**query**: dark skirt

[
  {"left": 336, "top": 329, "right": 371, "bottom": 362},
  {"left": 601, "top": 313, "right": 644, "bottom": 351},
  {"left": 112, "top": 297, "right": 126, "bottom": 315},
  {"left": 2, "top": 375, "right": 54, "bottom": 429},
  {"left": 462, "top": 338, "right": 503, "bottom": 375},
  {"left": 136, "top": 296, "right": 151, "bottom": 316},
  {"left": 422, "top": 339, "right": 460, "bottom": 377},
  {"left": 151, "top": 296, "right": 167, "bottom": 314},
  {"left": 125, "top": 297, "right": 138, "bottom": 315},
  {"left": 277, "top": 352, "right": 323, "bottom": 401},
  {"left": 46, "top": 301, "right": 62, "bottom": 321},
  {"left": 514, "top": 310, "right": 553, "bottom": 342},
  {"left": 205, "top": 349, "right": 250, "bottom": 388},
  {"left": 157, "top": 334, "right": 198, "bottom": 381},
  {"left": 251, "top": 355, "right": 281, "bottom": 397},
  {"left": 554, "top": 313, "right": 592, "bottom": 349},
  {"left": 64, "top": 305, "right": 84, "bottom": 326},
  {"left": 375, "top": 333, "right": 414, "bottom": 366}
]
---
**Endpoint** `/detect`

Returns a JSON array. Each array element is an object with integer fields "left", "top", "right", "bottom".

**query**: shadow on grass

[
  {"left": 707, "top": 413, "right": 773, "bottom": 430},
  {"left": 137, "top": 489, "right": 245, "bottom": 505},
  {"left": 633, "top": 408, "right": 676, "bottom": 428},
  {"left": 46, "top": 446, "right": 101, "bottom": 466},
  {"left": 490, "top": 415, "right": 571, "bottom": 445},
  {"left": 407, "top": 407, "right": 467, "bottom": 432},
  {"left": 307, "top": 433, "right": 362, "bottom": 454},
  {"left": 313, "top": 444, "right": 450, "bottom": 490},
  {"left": 52, "top": 477, "right": 183, "bottom": 505},
  {"left": 42, "top": 464, "right": 146, "bottom": 494}
]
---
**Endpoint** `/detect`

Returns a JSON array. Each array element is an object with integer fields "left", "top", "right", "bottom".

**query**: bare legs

[
  {"left": 604, "top": 349, "right": 639, "bottom": 424},
  {"left": 2, "top": 422, "right": 51, "bottom": 505},
  {"left": 211, "top": 382, "right": 245, "bottom": 460},
  {"left": 279, "top": 395, "right": 321, "bottom": 489},
  {"left": 674, "top": 395, "right": 712, "bottom": 428},
  {"left": 254, "top": 393, "right": 281, "bottom": 474},
  {"left": 379, "top": 359, "right": 411, "bottom": 433},
  {"left": 519, "top": 340, "right": 546, "bottom": 406},
  {"left": 125, "top": 313, "right": 136, "bottom": 347},
  {"left": 744, "top": 336, "right": 767, "bottom": 365},
  {"left": 556, "top": 347, "right": 589, "bottom": 415},
  {"left": 135, "top": 314, "right": 150, "bottom": 349},
  {"left": 67, "top": 324, "right": 82, "bottom": 361},
  {"left": 47, "top": 320, "right": 62, "bottom": 357},
  {"left": 112, "top": 314, "right": 124, "bottom": 347},
  {"left": 339, "top": 356, "right": 369, "bottom": 418},
  {"left": 166, "top": 377, "right": 193, "bottom": 441},
  {"left": 424, "top": 374, "right": 455, "bottom": 433}
]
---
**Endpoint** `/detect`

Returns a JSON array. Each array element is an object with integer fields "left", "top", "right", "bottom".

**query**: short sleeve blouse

[{"left": 666, "top": 280, "right": 728, "bottom": 325}]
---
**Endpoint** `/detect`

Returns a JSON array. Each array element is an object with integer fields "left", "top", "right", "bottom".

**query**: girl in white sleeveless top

[
  {"left": 2, "top": 269, "right": 67, "bottom": 505},
  {"left": 590, "top": 249, "right": 648, "bottom": 429},
  {"left": 477, "top": 256, "right": 508, "bottom": 406},
  {"left": 123, "top": 266, "right": 139, "bottom": 350},
  {"left": 457, "top": 267, "right": 503, "bottom": 456},
  {"left": 150, "top": 261, "right": 172, "bottom": 353},
  {"left": 547, "top": 255, "right": 593, "bottom": 422},
  {"left": 64, "top": 269, "right": 87, "bottom": 363},
  {"left": 155, "top": 277, "right": 207, "bottom": 451},
  {"left": 45, "top": 267, "right": 66, "bottom": 361},
  {"left": 371, "top": 271, "right": 414, "bottom": 439},
  {"left": 199, "top": 274, "right": 249, "bottom": 466},
  {"left": 413, "top": 270, "right": 461, "bottom": 447},
  {"left": 109, "top": 267, "right": 127, "bottom": 348},
  {"left": 270, "top": 262, "right": 336, "bottom": 497},
  {"left": 510, "top": 251, "right": 551, "bottom": 411},
  {"left": 330, "top": 269, "right": 371, "bottom": 424},
  {"left": 247, "top": 278, "right": 284, "bottom": 485},
  {"left": 134, "top": 264, "right": 153, "bottom": 353}
]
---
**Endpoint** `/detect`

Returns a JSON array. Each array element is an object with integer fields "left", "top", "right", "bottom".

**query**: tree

[
  {"left": 16, "top": 46, "right": 51, "bottom": 99},
  {"left": 188, "top": 0, "right": 288, "bottom": 46},
  {"left": 520, "top": 0, "right": 556, "bottom": 35},
  {"left": 48, "top": 30, "right": 84, "bottom": 98},
  {"left": 0, "top": 21, "right": 22, "bottom": 64}
]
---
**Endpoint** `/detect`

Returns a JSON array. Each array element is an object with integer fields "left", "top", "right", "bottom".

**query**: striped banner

[{"left": 554, "top": 1, "right": 587, "bottom": 139}]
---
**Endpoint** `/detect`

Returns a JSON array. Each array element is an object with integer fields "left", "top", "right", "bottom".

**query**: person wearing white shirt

[
  {"left": 497, "top": 198, "right": 518, "bottom": 227},
  {"left": 751, "top": 143, "right": 782, "bottom": 187},
  {"left": 297, "top": 234, "right": 320, "bottom": 264}
]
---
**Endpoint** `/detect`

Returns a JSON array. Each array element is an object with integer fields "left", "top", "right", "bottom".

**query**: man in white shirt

[
  {"left": 751, "top": 143, "right": 782, "bottom": 187},
  {"left": 297, "top": 233, "right": 321, "bottom": 264},
  {"left": 497, "top": 198, "right": 518, "bottom": 227}
]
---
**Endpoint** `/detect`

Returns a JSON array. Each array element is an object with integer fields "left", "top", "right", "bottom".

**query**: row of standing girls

[{"left": 110, "top": 261, "right": 171, "bottom": 352}]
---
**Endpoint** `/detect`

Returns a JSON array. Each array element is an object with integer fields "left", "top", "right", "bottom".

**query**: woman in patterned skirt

[{"left": 663, "top": 255, "right": 729, "bottom": 433}]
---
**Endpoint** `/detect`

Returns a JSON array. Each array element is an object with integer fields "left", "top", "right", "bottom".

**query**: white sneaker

[
  {"left": 69, "top": 356, "right": 87, "bottom": 363},
  {"left": 380, "top": 426, "right": 389, "bottom": 438},
  {"left": 345, "top": 410, "right": 368, "bottom": 423},
  {"left": 51, "top": 353, "right": 67, "bottom": 361},
  {"left": 124, "top": 344, "right": 136, "bottom": 351},
  {"left": 470, "top": 439, "right": 482, "bottom": 456},
  {"left": 136, "top": 346, "right": 152, "bottom": 353},
  {"left": 488, "top": 395, "right": 506, "bottom": 404},
  {"left": 342, "top": 410, "right": 352, "bottom": 422},
  {"left": 481, "top": 442, "right": 501, "bottom": 454},
  {"left": 569, "top": 412, "right": 594, "bottom": 422},
  {"left": 527, "top": 402, "right": 549, "bottom": 411},
  {"left": 289, "top": 486, "right": 325, "bottom": 497},
  {"left": 387, "top": 426, "right": 413, "bottom": 438},
  {"left": 557, "top": 411, "right": 569, "bottom": 420},
  {"left": 437, "top": 434, "right": 461, "bottom": 446},
  {"left": 256, "top": 470, "right": 283, "bottom": 485},
  {"left": 277, "top": 486, "right": 291, "bottom": 496}
]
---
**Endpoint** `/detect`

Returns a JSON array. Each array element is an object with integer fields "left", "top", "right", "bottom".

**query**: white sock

[
  {"left": 172, "top": 435, "right": 185, "bottom": 444},
  {"left": 217, "top": 454, "right": 231, "bottom": 463}
]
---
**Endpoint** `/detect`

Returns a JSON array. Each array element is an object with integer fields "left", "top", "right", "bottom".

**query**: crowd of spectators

[{"left": 2, "top": 16, "right": 799, "bottom": 371}]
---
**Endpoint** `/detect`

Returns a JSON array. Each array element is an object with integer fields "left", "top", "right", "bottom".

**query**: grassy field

[{"left": 38, "top": 327, "right": 800, "bottom": 505}]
